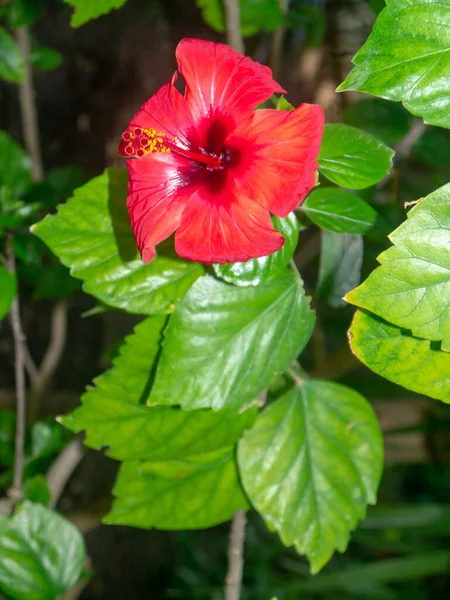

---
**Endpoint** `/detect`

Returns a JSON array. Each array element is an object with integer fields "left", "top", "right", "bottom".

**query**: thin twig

[
  {"left": 270, "top": 0, "right": 289, "bottom": 79},
  {"left": 29, "top": 300, "right": 68, "bottom": 421},
  {"left": 223, "top": 0, "right": 244, "bottom": 54},
  {"left": 47, "top": 437, "right": 84, "bottom": 509},
  {"left": 6, "top": 235, "right": 26, "bottom": 502},
  {"left": 225, "top": 510, "right": 247, "bottom": 600},
  {"left": 15, "top": 27, "right": 43, "bottom": 181},
  {"left": 394, "top": 119, "right": 427, "bottom": 164}
]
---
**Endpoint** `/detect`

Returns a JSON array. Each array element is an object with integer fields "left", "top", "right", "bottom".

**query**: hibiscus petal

[
  {"left": 175, "top": 182, "right": 284, "bottom": 264},
  {"left": 226, "top": 104, "right": 324, "bottom": 217},
  {"left": 176, "top": 38, "right": 285, "bottom": 128},
  {"left": 119, "top": 74, "right": 194, "bottom": 156},
  {"left": 127, "top": 153, "right": 202, "bottom": 263}
]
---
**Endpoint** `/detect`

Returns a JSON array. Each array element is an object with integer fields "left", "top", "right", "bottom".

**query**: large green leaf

[
  {"left": 303, "top": 188, "right": 378, "bottom": 235},
  {"left": 0, "top": 266, "right": 16, "bottom": 320},
  {"left": 338, "top": 0, "right": 450, "bottom": 129},
  {"left": 0, "top": 501, "right": 86, "bottom": 600},
  {"left": 33, "top": 168, "right": 203, "bottom": 315},
  {"left": 349, "top": 310, "right": 450, "bottom": 402},
  {"left": 105, "top": 449, "right": 249, "bottom": 529},
  {"left": 64, "top": 0, "right": 128, "bottom": 27},
  {"left": 213, "top": 213, "right": 299, "bottom": 286},
  {"left": 318, "top": 231, "right": 363, "bottom": 308},
  {"left": 343, "top": 98, "right": 413, "bottom": 146},
  {"left": 0, "top": 131, "right": 31, "bottom": 197},
  {"left": 238, "top": 380, "right": 383, "bottom": 573},
  {"left": 62, "top": 316, "right": 257, "bottom": 460},
  {"left": 346, "top": 184, "right": 450, "bottom": 350},
  {"left": 150, "top": 272, "right": 315, "bottom": 411},
  {"left": 0, "top": 26, "right": 24, "bottom": 83},
  {"left": 318, "top": 124, "right": 394, "bottom": 189},
  {"left": 196, "top": 0, "right": 283, "bottom": 36}
]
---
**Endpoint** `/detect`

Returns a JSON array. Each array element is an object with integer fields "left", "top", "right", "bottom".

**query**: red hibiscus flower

[{"left": 119, "top": 38, "right": 324, "bottom": 264}]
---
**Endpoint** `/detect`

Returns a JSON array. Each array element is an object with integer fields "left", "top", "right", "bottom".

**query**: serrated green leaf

[
  {"left": 0, "top": 266, "right": 16, "bottom": 320},
  {"left": 196, "top": 0, "right": 283, "bottom": 36},
  {"left": 318, "top": 124, "right": 394, "bottom": 189},
  {"left": 0, "top": 131, "right": 31, "bottom": 197},
  {"left": 213, "top": 213, "right": 299, "bottom": 286},
  {"left": 33, "top": 168, "right": 203, "bottom": 315},
  {"left": 303, "top": 188, "right": 378, "bottom": 235},
  {"left": 338, "top": 0, "right": 450, "bottom": 129},
  {"left": 23, "top": 475, "right": 51, "bottom": 506},
  {"left": 64, "top": 0, "right": 128, "bottom": 27},
  {"left": 62, "top": 315, "right": 257, "bottom": 460},
  {"left": 105, "top": 448, "right": 248, "bottom": 529},
  {"left": 0, "top": 26, "right": 25, "bottom": 83},
  {"left": 318, "top": 231, "right": 363, "bottom": 308},
  {"left": 0, "top": 501, "right": 86, "bottom": 600},
  {"left": 150, "top": 272, "right": 315, "bottom": 411},
  {"left": 346, "top": 183, "right": 450, "bottom": 349},
  {"left": 30, "top": 46, "right": 62, "bottom": 71},
  {"left": 343, "top": 99, "right": 413, "bottom": 146},
  {"left": 349, "top": 310, "right": 450, "bottom": 402},
  {"left": 238, "top": 380, "right": 383, "bottom": 573}
]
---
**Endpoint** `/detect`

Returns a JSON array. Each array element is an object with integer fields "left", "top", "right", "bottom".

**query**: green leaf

[
  {"left": 343, "top": 99, "right": 413, "bottom": 146},
  {"left": 318, "top": 124, "right": 394, "bottom": 189},
  {"left": 45, "top": 165, "right": 84, "bottom": 203},
  {"left": 150, "top": 272, "right": 315, "bottom": 411},
  {"left": 23, "top": 475, "right": 51, "bottom": 506},
  {"left": 338, "top": 0, "right": 450, "bottom": 129},
  {"left": 318, "top": 231, "right": 363, "bottom": 308},
  {"left": 349, "top": 310, "right": 450, "bottom": 402},
  {"left": 33, "top": 168, "right": 203, "bottom": 315},
  {"left": 32, "top": 264, "right": 80, "bottom": 300},
  {"left": 238, "top": 380, "right": 383, "bottom": 573},
  {"left": 412, "top": 127, "right": 450, "bottom": 168},
  {"left": 61, "top": 315, "right": 257, "bottom": 460},
  {"left": 0, "top": 266, "right": 16, "bottom": 320},
  {"left": 0, "top": 501, "right": 86, "bottom": 600},
  {"left": 105, "top": 448, "right": 249, "bottom": 529},
  {"left": 9, "top": 0, "right": 43, "bottom": 28},
  {"left": 213, "top": 213, "right": 299, "bottom": 286},
  {"left": 0, "top": 410, "right": 15, "bottom": 467},
  {"left": 0, "top": 131, "right": 31, "bottom": 197},
  {"left": 346, "top": 183, "right": 450, "bottom": 350},
  {"left": 0, "top": 26, "right": 25, "bottom": 83},
  {"left": 64, "top": 0, "right": 128, "bottom": 27},
  {"left": 196, "top": 0, "right": 283, "bottom": 36},
  {"left": 303, "top": 188, "right": 378, "bottom": 235},
  {"left": 30, "top": 46, "right": 62, "bottom": 71}
]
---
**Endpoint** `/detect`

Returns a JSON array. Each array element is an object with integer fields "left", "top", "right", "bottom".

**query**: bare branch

[
  {"left": 6, "top": 235, "right": 26, "bottom": 501},
  {"left": 225, "top": 510, "right": 247, "bottom": 600},
  {"left": 46, "top": 437, "right": 84, "bottom": 509},
  {"left": 15, "top": 27, "right": 43, "bottom": 182},
  {"left": 224, "top": 0, "right": 244, "bottom": 54}
]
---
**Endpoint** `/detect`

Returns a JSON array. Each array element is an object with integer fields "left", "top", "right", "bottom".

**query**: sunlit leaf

[
  {"left": 61, "top": 315, "right": 257, "bottom": 460},
  {"left": 238, "top": 380, "right": 383, "bottom": 573},
  {"left": 214, "top": 213, "right": 299, "bottom": 286},
  {"left": 338, "top": 0, "right": 450, "bottom": 129},
  {"left": 303, "top": 188, "right": 378, "bottom": 235},
  {"left": 318, "top": 124, "right": 394, "bottom": 189},
  {"left": 105, "top": 449, "right": 248, "bottom": 529},
  {"left": 346, "top": 183, "right": 450, "bottom": 350},
  {"left": 349, "top": 310, "right": 450, "bottom": 402},
  {"left": 64, "top": 0, "right": 128, "bottom": 27},
  {"left": 0, "top": 501, "right": 86, "bottom": 600},
  {"left": 151, "top": 272, "right": 315, "bottom": 410},
  {"left": 33, "top": 168, "right": 203, "bottom": 315}
]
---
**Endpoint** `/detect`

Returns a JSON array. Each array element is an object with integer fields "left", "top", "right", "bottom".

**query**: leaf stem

[
  {"left": 225, "top": 509, "right": 247, "bottom": 600},
  {"left": 224, "top": 0, "right": 245, "bottom": 54},
  {"left": 6, "top": 234, "right": 27, "bottom": 501}
]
